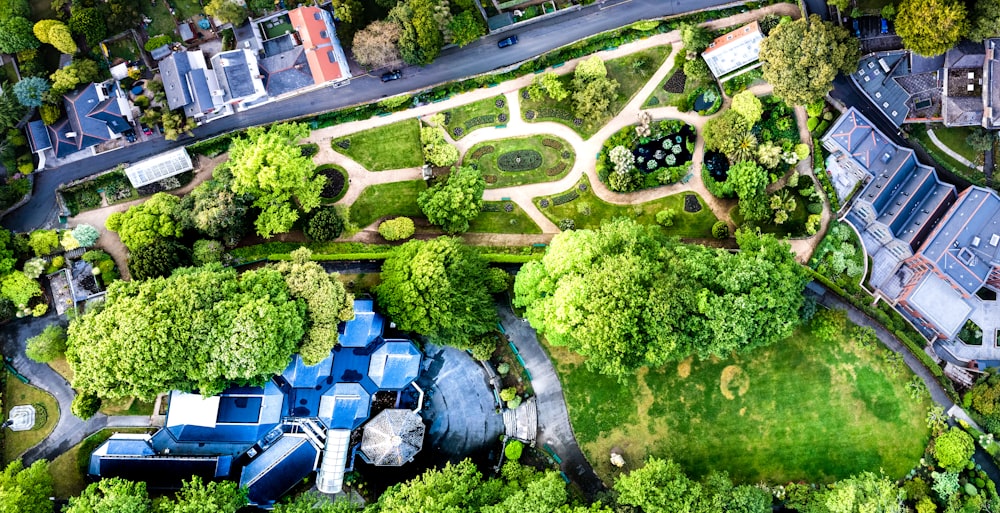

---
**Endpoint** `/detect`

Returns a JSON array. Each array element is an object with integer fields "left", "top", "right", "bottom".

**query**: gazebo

[{"left": 359, "top": 409, "right": 425, "bottom": 466}]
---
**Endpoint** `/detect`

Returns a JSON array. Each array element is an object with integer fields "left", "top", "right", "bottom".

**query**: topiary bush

[
  {"left": 497, "top": 150, "right": 543, "bottom": 172},
  {"left": 378, "top": 217, "right": 415, "bottom": 241},
  {"left": 305, "top": 207, "right": 344, "bottom": 241},
  {"left": 712, "top": 221, "right": 729, "bottom": 239},
  {"left": 505, "top": 440, "right": 524, "bottom": 461},
  {"left": 71, "top": 392, "right": 102, "bottom": 420}
]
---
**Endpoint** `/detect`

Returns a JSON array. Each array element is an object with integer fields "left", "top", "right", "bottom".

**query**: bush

[
  {"left": 22, "top": 258, "right": 46, "bottom": 279},
  {"left": 71, "top": 392, "right": 102, "bottom": 420},
  {"left": 485, "top": 268, "right": 510, "bottom": 293},
  {"left": 305, "top": 207, "right": 344, "bottom": 242},
  {"left": 497, "top": 363, "right": 510, "bottom": 375},
  {"left": 71, "top": 224, "right": 100, "bottom": 247},
  {"left": 25, "top": 324, "right": 67, "bottom": 363},
  {"left": 807, "top": 117, "right": 819, "bottom": 131},
  {"left": 47, "top": 255, "right": 64, "bottom": 273},
  {"left": 655, "top": 208, "right": 675, "bottom": 227},
  {"left": 712, "top": 221, "right": 729, "bottom": 239},
  {"left": 497, "top": 150, "right": 543, "bottom": 172},
  {"left": 505, "top": 440, "right": 524, "bottom": 461},
  {"left": 144, "top": 34, "right": 173, "bottom": 51},
  {"left": 500, "top": 387, "right": 517, "bottom": 402},
  {"left": 378, "top": 217, "right": 415, "bottom": 241},
  {"left": 192, "top": 239, "right": 224, "bottom": 265},
  {"left": 128, "top": 239, "right": 192, "bottom": 281}
]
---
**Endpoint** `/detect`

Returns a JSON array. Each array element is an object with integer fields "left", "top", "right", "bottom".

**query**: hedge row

[
  {"left": 812, "top": 137, "right": 840, "bottom": 212},
  {"left": 258, "top": 251, "right": 541, "bottom": 263}
]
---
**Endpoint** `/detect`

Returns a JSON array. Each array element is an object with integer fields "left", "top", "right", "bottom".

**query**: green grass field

[
  {"left": 171, "top": 0, "right": 203, "bottom": 20},
  {"left": 332, "top": 119, "right": 423, "bottom": 171},
  {"left": 549, "top": 314, "right": 931, "bottom": 484},
  {"left": 349, "top": 180, "right": 426, "bottom": 228},
  {"left": 523, "top": 46, "right": 671, "bottom": 139},
  {"left": 468, "top": 201, "right": 542, "bottom": 234},
  {"left": 909, "top": 125, "right": 987, "bottom": 187},
  {"left": 928, "top": 126, "right": 980, "bottom": 163},
  {"left": 534, "top": 176, "right": 718, "bottom": 237},
  {"left": 2, "top": 374, "right": 59, "bottom": 464},
  {"left": 105, "top": 37, "right": 140, "bottom": 63},
  {"left": 140, "top": 0, "right": 177, "bottom": 41},
  {"left": 466, "top": 135, "right": 575, "bottom": 189},
  {"left": 442, "top": 95, "right": 509, "bottom": 140}
]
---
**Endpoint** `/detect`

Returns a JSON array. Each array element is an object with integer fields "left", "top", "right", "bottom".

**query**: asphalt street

[{"left": 2, "top": 0, "right": 740, "bottom": 232}]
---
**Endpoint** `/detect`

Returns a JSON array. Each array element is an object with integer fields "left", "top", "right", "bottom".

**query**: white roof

[
  {"left": 908, "top": 273, "right": 974, "bottom": 338},
  {"left": 124, "top": 147, "right": 194, "bottom": 188},
  {"left": 166, "top": 391, "right": 220, "bottom": 428},
  {"left": 110, "top": 63, "right": 130, "bottom": 81}
]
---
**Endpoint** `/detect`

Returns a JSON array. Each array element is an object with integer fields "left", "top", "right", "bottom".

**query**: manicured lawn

[
  {"left": 928, "top": 126, "right": 980, "bottom": 163},
  {"left": 468, "top": 201, "right": 542, "bottom": 234},
  {"left": 2, "top": 374, "right": 59, "bottom": 464},
  {"left": 466, "top": 135, "right": 575, "bottom": 189},
  {"left": 549, "top": 315, "right": 932, "bottom": 484},
  {"left": 524, "top": 46, "right": 671, "bottom": 139},
  {"left": 105, "top": 37, "right": 140, "bottom": 64},
  {"left": 909, "top": 124, "right": 988, "bottom": 187},
  {"left": 48, "top": 358, "right": 74, "bottom": 381},
  {"left": 49, "top": 428, "right": 154, "bottom": 499},
  {"left": 349, "top": 180, "right": 426, "bottom": 228},
  {"left": 140, "top": 0, "right": 178, "bottom": 40},
  {"left": 534, "top": 176, "right": 718, "bottom": 237},
  {"left": 262, "top": 16, "right": 293, "bottom": 39},
  {"left": 99, "top": 397, "right": 155, "bottom": 416},
  {"left": 441, "top": 95, "right": 509, "bottom": 140},
  {"left": 332, "top": 119, "right": 423, "bottom": 171}
]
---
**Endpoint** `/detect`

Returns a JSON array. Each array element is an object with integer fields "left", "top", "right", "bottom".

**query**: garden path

[{"left": 927, "top": 129, "right": 984, "bottom": 171}]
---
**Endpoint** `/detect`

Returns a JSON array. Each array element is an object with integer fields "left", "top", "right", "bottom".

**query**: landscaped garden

[
  {"left": 534, "top": 175, "right": 718, "bottom": 237},
  {"left": 348, "top": 180, "right": 427, "bottom": 228},
  {"left": 440, "top": 95, "right": 509, "bottom": 140},
  {"left": 331, "top": 119, "right": 423, "bottom": 171},
  {"left": 644, "top": 49, "right": 721, "bottom": 115},
  {"left": 316, "top": 164, "right": 348, "bottom": 203},
  {"left": 105, "top": 36, "right": 141, "bottom": 64},
  {"left": 60, "top": 170, "right": 138, "bottom": 215},
  {"left": 598, "top": 116, "right": 697, "bottom": 192},
  {"left": 465, "top": 135, "right": 575, "bottom": 188},
  {"left": 2, "top": 374, "right": 59, "bottom": 464},
  {"left": 548, "top": 309, "right": 932, "bottom": 483},
  {"left": 468, "top": 201, "right": 542, "bottom": 234}
]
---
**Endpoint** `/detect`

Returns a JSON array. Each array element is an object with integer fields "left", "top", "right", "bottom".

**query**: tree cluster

[
  {"left": 514, "top": 219, "right": 807, "bottom": 379},
  {"left": 417, "top": 165, "right": 484, "bottom": 234},
  {"left": 895, "top": 0, "right": 967, "bottom": 56},
  {"left": 758, "top": 15, "right": 859, "bottom": 106}
]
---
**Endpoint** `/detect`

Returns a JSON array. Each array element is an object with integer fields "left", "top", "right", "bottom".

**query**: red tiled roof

[
  {"left": 287, "top": 6, "right": 342, "bottom": 85},
  {"left": 702, "top": 21, "right": 762, "bottom": 56}
]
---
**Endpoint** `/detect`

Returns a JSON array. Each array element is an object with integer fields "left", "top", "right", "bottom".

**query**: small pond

[
  {"left": 693, "top": 91, "right": 715, "bottom": 111},
  {"left": 704, "top": 151, "right": 730, "bottom": 182},
  {"left": 633, "top": 124, "right": 696, "bottom": 174}
]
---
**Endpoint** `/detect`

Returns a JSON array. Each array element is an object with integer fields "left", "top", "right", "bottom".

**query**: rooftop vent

[
  {"left": 991, "top": 234, "right": 1000, "bottom": 246},
  {"left": 972, "top": 236, "right": 981, "bottom": 247}
]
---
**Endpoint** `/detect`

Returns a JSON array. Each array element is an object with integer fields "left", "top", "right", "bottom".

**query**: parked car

[
  {"left": 498, "top": 35, "right": 518, "bottom": 48},
  {"left": 141, "top": 125, "right": 153, "bottom": 136},
  {"left": 124, "top": 130, "right": 136, "bottom": 143},
  {"left": 880, "top": 18, "right": 888, "bottom": 34},
  {"left": 381, "top": 70, "right": 402, "bottom": 82}
]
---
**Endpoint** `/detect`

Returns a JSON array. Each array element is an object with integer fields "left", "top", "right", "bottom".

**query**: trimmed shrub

[
  {"left": 497, "top": 150, "right": 543, "bottom": 171},
  {"left": 192, "top": 239, "right": 224, "bottom": 265},
  {"left": 305, "top": 207, "right": 344, "bottom": 242},
  {"left": 712, "top": 221, "right": 729, "bottom": 239},
  {"left": 378, "top": 217, "right": 415, "bottom": 241},
  {"left": 71, "top": 392, "right": 102, "bottom": 419},
  {"left": 505, "top": 440, "right": 524, "bottom": 461}
]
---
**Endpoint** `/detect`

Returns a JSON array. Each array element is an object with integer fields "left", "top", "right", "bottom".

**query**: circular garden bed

[
  {"left": 598, "top": 119, "right": 697, "bottom": 192},
  {"left": 466, "top": 135, "right": 575, "bottom": 189},
  {"left": 316, "top": 164, "right": 348, "bottom": 202}
]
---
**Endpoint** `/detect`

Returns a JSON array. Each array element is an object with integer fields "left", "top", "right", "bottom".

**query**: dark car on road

[
  {"left": 498, "top": 35, "right": 518, "bottom": 48},
  {"left": 381, "top": 70, "right": 402, "bottom": 82}
]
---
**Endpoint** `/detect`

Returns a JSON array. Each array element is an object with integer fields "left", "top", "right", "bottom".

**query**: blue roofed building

[
  {"left": 824, "top": 108, "right": 1000, "bottom": 354},
  {"left": 89, "top": 300, "right": 425, "bottom": 506},
  {"left": 40, "top": 81, "right": 133, "bottom": 159}
]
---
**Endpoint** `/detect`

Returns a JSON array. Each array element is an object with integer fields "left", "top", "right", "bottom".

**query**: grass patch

[
  {"left": 337, "top": 273, "right": 382, "bottom": 295},
  {"left": 48, "top": 358, "right": 74, "bottom": 382},
  {"left": 549, "top": 318, "right": 931, "bottom": 484},
  {"left": 332, "top": 119, "right": 423, "bottom": 171},
  {"left": 534, "top": 175, "right": 718, "bottom": 237},
  {"left": 49, "top": 428, "right": 154, "bottom": 499},
  {"left": 348, "top": 180, "right": 426, "bottom": 228},
  {"left": 140, "top": 0, "right": 178, "bottom": 42},
  {"left": 171, "top": 0, "right": 203, "bottom": 20},
  {"left": 469, "top": 201, "right": 542, "bottom": 234},
  {"left": 467, "top": 135, "right": 575, "bottom": 189},
  {"left": 525, "top": 46, "right": 671, "bottom": 139},
  {"left": 99, "top": 397, "right": 155, "bottom": 416},
  {"left": 909, "top": 124, "right": 988, "bottom": 187},
  {"left": 2, "top": 374, "right": 59, "bottom": 464},
  {"left": 262, "top": 16, "right": 293, "bottom": 40},
  {"left": 105, "top": 37, "right": 140, "bottom": 64},
  {"left": 928, "top": 126, "right": 980, "bottom": 163},
  {"left": 441, "top": 95, "right": 509, "bottom": 140}
]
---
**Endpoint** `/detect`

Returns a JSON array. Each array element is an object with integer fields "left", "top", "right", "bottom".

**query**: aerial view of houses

[{"left": 1, "top": 0, "right": 1000, "bottom": 510}]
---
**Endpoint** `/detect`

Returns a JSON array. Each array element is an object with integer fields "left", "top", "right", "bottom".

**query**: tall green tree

[
  {"left": 758, "top": 14, "right": 859, "bottom": 105},
  {"left": 895, "top": 0, "right": 967, "bottom": 56},
  {"left": 818, "top": 472, "right": 903, "bottom": 513},
  {"left": 204, "top": 0, "right": 248, "bottom": 26},
  {"left": 105, "top": 193, "right": 182, "bottom": 251},
  {"left": 932, "top": 427, "right": 975, "bottom": 472},
  {"left": 615, "top": 457, "right": 701, "bottom": 513},
  {"left": 176, "top": 165, "right": 251, "bottom": 246},
  {"left": 66, "top": 265, "right": 306, "bottom": 399},
  {"left": 45, "top": 20, "right": 77, "bottom": 54},
  {"left": 64, "top": 478, "right": 150, "bottom": 513},
  {"left": 730, "top": 90, "right": 763, "bottom": 125},
  {"left": 0, "top": 459, "right": 53, "bottom": 513},
  {"left": 1, "top": 270, "right": 41, "bottom": 309},
  {"left": 25, "top": 324, "right": 67, "bottom": 363},
  {"left": 417, "top": 165, "right": 484, "bottom": 234},
  {"left": 969, "top": 0, "right": 1000, "bottom": 41},
  {"left": 0, "top": 0, "right": 31, "bottom": 18},
  {"left": 448, "top": 10, "right": 484, "bottom": 47},
  {"left": 391, "top": 0, "right": 443, "bottom": 65},
  {"left": 571, "top": 56, "right": 619, "bottom": 120},
  {"left": 729, "top": 161, "right": 770, "bottom": 222},
  {"left": 50, "top": 59, "right": 100, "bottom": 95},
  {"left": 228, "top": 123, "right": 324, "bottom": 238},
  {"left": 69, "top": 7, "right": 106, "bottom": 47},
  {"left": 420, "top": 125, "right": 459, "bottom": 167},
  {"left": 0, "top": 17, "right": 40, "bottom": 54},
  {"left": 155, "top": 476, "right": 247, "bottom": 513},
  {"left": 678, "top": 22, "right": 713, "bottom": 53},
  {"left": 375, "top": 237, "right": 497, "bottom": 358},
  {"left": 273, "top": 492, "right": 359, "bottom": 513},
  {"left": 128, "top": 238, "right": 193, "bottom": 281}
]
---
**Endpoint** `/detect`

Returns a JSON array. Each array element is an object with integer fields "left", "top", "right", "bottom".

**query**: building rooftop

[
  {"left": 907, "top": 272, "right": 974, "bottom": 339},
  {"left": 854, "top": 53, "right": 911, "bottom": 126},
  {"left": 984, "top": 39, "right": 1000, "bottom": 129},
  {"left": 47, "top": 82, "right": 129, "bottom": 158},
  {"left": 701, "top": 21, "right": 763, "bottom": 78},
  {"left": 338, "top": 298, "right": 383, "bottom": 347},
  {"left": 920, "top": 187, "right": 1000, "bottom": 295},
  {"left": 123, "top": 147, "right": 194, "bottom": 188},
  {"left": 258, "top": 47, "right": 315, "bottom": 98},
  {"left": 288, "top": 6, "right": 346, "bottom": 85},
  {"left": 240, "top": 434, "right": 319, "bottom": 505}
]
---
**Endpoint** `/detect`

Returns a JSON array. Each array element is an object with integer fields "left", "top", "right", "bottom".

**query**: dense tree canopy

[
  {"left": 273, "top": 492, "right": 359, "bottom": 513},
  {"left": 0, "top": 17, "right": 40, "bottom": 54},
  {"left": 679, "top": 22, "right": 713, "bottom": 53},
  {"left": 353, "top": 20, "right": 402, "bottom": 68},
  {"left": 204, "top": 0, "right": 248, "bottom": 26},
  {"left": 420, "top": 125, "right": 459, "bottom": 167},
  {"left": 417, "top": 165, "right": 485, "bottom": 234},
  {"left": 969, "top": 0, "right": 1000, "bottom": 41},
  {"left": 105, "top": 193, "right": 182, "bottom": 251},
  {"left": 66, "top": 265, "right": 306, "bottom": 399},
  {"left": 379, "top": 216, "right": 415, "bottom": 241},
  {"left": 933, "top": 427, "right": 975, "bottom": 472},
  {"left": 12, "top": 77, "right": 50, "bottom": 108},
  {"left": 759, "top": 14, "right": 859, "bottom": 105},
  {"left": 50, "top": 59, "right": 100, "bottom": 95},
  {"left": 127, "top": 238, "right": 193, "bottom": 281},
  {"left": 448, "top": 10, "right": 485, "bottom": 47},
  {"left": 895, "top": 0, "right": 967, "bottom": 56},
  {"left": 69, "top": 7, "right": 106, "bottom": 47},
  {"left": 375, "top": 237, "right": 497, "bottom": 358},
  {"left": 0, "top": 459, "right": 53, "bottom": 513},
  {"left": 25, "top": 324, "right": 67, "bottom": 363},
  {"left": 64, "top": 478, "right": 150, "bottom": 513},
  {"left": 514, "top": 219, "right": 807, "bottom": 378},
  {"left": 572, "top": 56, "right": 619, "bottom": 120},
  {"left": 730, "top": 90, "right": 763, "bottom": 125},
  {"left": 391, "top": 0, "right": 443, "bottom": 65},
  {"left": 729, "top": 161, "right": 770, "bottom": 221},
  {"left": 615, "top": 457, "right": 701, "bottom": 513},
  {"left": 155, "top": 476, "right": 247, "bottom": 513},
  {"left": 176, "top": 165, "right": 251, "bottom": 246},
  {"left": 228, "top": 123, "right": 325, "bottom": 238}
]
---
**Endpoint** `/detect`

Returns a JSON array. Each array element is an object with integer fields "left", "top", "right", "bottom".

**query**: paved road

[
  {"left": 2, "top": 0, "right": 743, "bottom": 233},
  {"left": 496, "top": 299, "right": 606, "bottom": 498}
]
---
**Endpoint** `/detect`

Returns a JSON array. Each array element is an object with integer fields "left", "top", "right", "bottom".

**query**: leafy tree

[
  {"left": 156, "top": 476, "right": 247, "bottom": 513},
  {"left": 895, "top": 0, "right": 967, "bottom": 56},
  {"left": 273, "top": 492, "right": 360, "bottom": 513},
  {"left": 615, "top": 457, "right": 701, "bottom": 513},
  {"left": 0, "top": 17, "right": 40, "bottom": 54},
  {"left": 679, "top": 22, "right": 713, "bottom": 53},
  {"left": 0, "top": 459, "right": 54, "bottom": 513},
  {"left": 420, "top": 125, "right": 458, "bottom": 167},
  {"left": 64, "top": 478, "right": 151, "bottom": 513},
  {"left": 12, "top": 77, "right": 49, "bottom": 108},
  {"left": 819, "top": 472, "right": 903, "bottom": 513},
  {"left": 933, "top": 427, "right": 975, "bottom": 472},
  {"left": 28, "top": 229, "right": 59, "bottom": 256},
  {"left": 71, "top": 392, "right": 101, "bottom": 419},
  {"left": 305, "top": 207, "right": 345, "bottom": 241},
  {"left": 128, "top": 238, "right": 193, "bottom": 281},
  {"left": 682, "top": 57, "right": 711, "bottom": 82},
  {"left": 176, "top": 167, "right": 251, "bottom": 246},
  {"left": 104, "top": 0, "right": 142, "bottom": 34},
  {"left": 276, "top": 248, "right": 354, "bottom": 365},
  {"left": 376, "top": 237, "right": 498, "bottom": 357},
  {"left": 161, "top": 108, "right": 196, "bottom": 141},
  {"left": 105, "top": 193, "right": 182, "bottom": 251},
  {"left": 759, "top": 14, "right": 859, "bottom": 105},
  {"left": 204, "top": 0, "right": 248, "bottom": 26},
  {"left": 353, "top": 20, "right": 402, "bottom": 68},
  {"left": 969, "top": 0, "right": 1000, "bottom": 41},
  {"left": 417, "top": 165, "right": 484, "bottom": 233},
  {"left": 0, "top": 229, "right": 17, "bottom": 275},
  {"left": 0, "top": 0, "right": 31, "bottom": 18},
  {"left": 144, "top": 34, "right": 174, "bottom": 52},
  {"left": 572, "top": 64, "right": 619, "bottom": 120},
  {"left": 703, "top": 110, "right": 750, "bottom": 157},
  {"left": 728, "top": 485, "right": 773, "bottom": 513},
  {"left": 729, "top": 161, "right": 770, "bottom": 221},
  {"left": 26, "top": 324, "right": 67, "bottom": 363},
  {"left": 448, "top": 10, "right": 484, "bottom": 47},
  {"left": 228, "top": 123, "right": 324, "bottom": 238},
  {"left": 330, "top": 0, "right": 364, "bottom": 25},
  {"left": 192, "top": 239, "right": 224, "bottom": 265},
  {"left": 378, "top": 216, "right": 415, "bottom": 241},
  {"left": 731, "top": 90, "right": 763, "bottom": 125},
  {"left": 44, "top": 20, "right": 77, "bottom": 54},
  {"left": 0, "top": 83, "right": 28, "bottom": 134},
  {"left": 391, "top": 0, "right": 444, "bottom": 65},
  {"left": 485, "top": 267, "right": 510, "bottom": 293},
  {"left": 69, "top": 7, "right": 106, "bottom": 47},
  {"left": 66, "top": 265, "right": 306, "bottom": 399},
  {"left": 536, "top": 73, "right": 569, "bottom": 101},
  {"left": 71, "top": 224, "right": 100, "bottom": 247},
  {"left": 50, "top": 59, "right": 100, "bottom": 95}
]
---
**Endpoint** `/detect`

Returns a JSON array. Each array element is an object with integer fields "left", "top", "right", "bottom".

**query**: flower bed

[
  {"left": 471, "top": 145, "right": 495, "bottom": 160},
  {"left": 546, "top": 162, "right": 567, "bottom": 176},
  {"left": 497, "top": 150, "right": 543, "bottom": 172},
  {"left": 465, "top": 115, "right": 497, "bottom": 130},
  {"left": 598, "top": 119, "right": 697, "bottom": 192},
  {"left": 552, "top": 191, "right": 579, "bottom": 206}
]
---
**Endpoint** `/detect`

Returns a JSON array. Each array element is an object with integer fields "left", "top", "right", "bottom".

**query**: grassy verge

[
  {"left": 99, "top": 397, "right": 155, "bottom": 416},
  {"left": 2, "top": 374, "right": 59, "bottom": 464},
  {"left": 466, "top": 135, "right": 575, "bottom": 189},
  {"left": 441, "top": 95, "right": 509, "bottom": 140},
  {"left": 533, "top": 175, "right": 718, "bottom": 237},
  {"left": 348, "top": 180, "right": 427, "bottom": 228},
  {"left": 926, "top": 126, "right": 980, "bottom": 163},
  {"left": 524, "top": 45, "right": 671, "bottom": 138},
  {"left": 469, "top": 201, "right": 542, "bottom": 234},
  {"left": 48, "top": 358, "right": 74, "bottom": 382},
  {"left": 49, "top": 428, "right": 155, "bottom": 499},
  {"left": 550, "top": 317, "right": 932, "bottom": 484},
  {"left": 909, "top": 125, "right": 987, "bottom": 187},
  {"left": 331, "top": 119, "right": 423, "bottom": 171}
]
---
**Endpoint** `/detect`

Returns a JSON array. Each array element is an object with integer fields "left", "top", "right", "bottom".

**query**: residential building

[
  {"left": 701, "top": 21, "right": 763, "bottom": 79},
  {"left": 984, "top": 38, "right": 1000, "bottom": 129},
  {"left": 942, "top": 40, "right": 986, "bottom": 127},
  {"left": 210, "top": 49, "right": 267, "bottom": 110},
  {"left": 160, "top": 51, "right": 227, "bottom": 120},
  {"left": 88, "top": 299, "right": 426, "bottom": 506},
  {"left": 26, "top": 81, "right": 133, "bottom": 160}
]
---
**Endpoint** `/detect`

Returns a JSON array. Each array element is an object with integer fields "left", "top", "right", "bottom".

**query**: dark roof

[
  {"left": 150, "top": 44, "right": 173, "bottom": 61},
  {"left": 987, "top": 39, "right": 1000, "bottom": 129},
  {"left": 186, "top": 68, "right": 215, "bottom": 115},
  {"left": 920, "top": 187, "right": 1000, "bottom": 294},
  {"left": 258, "top": 47, "right": 314, "bottom": 97},
  {"left": 945, "top": 40, "right": 986, "bottom": 69},
  {"left": 240, "top": 435, "right": 318, "bottom": 506},
  {"left": 160, "top": 52, "right": 194, "bottom": 111},
  {"left": 911, "top": 53, "right": 945, "bottom": 74},
  {"left": 318, "top": 382, "right": 370, "bottom": 429},
  {"left": 854, "top": 53, "right": 910, "bottom": 125},
  {"left": 92, "top": 456, "right": 229, "bottom": 489},
  {"left": 217, "top": 396, "right": 263, "bottom": 423},
  {"left": 45, "top": 83, "right": 129, "bottom": 158},
  {"left": 26, "top": 120, "right": 51, "bottom": 152},
  {"left": 47, "top": 117, "right": 78, "bottom": 158},
  {"left": 216, "top": 50, "right": 257, "bottom": 98}
]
